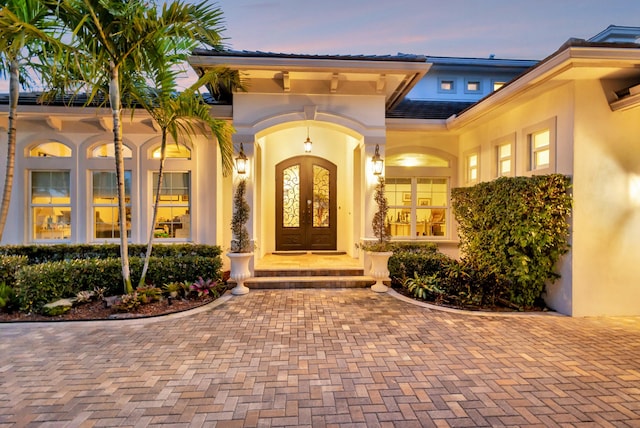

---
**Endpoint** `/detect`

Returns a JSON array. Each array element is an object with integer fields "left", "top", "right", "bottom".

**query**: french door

[{"left": 275, "top": 156, "right": 337, "bottom": 251}]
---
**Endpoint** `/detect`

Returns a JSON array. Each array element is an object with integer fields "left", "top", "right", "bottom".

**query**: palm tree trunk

[
  {"left": 0, "top": 59, "right": 19, "bottom": 242},
  {"left": 109, "top": 61, "right": 132, "bottom": 294},
  {"left": 139, "top": 128, "right": 168, "bottom": 286}
]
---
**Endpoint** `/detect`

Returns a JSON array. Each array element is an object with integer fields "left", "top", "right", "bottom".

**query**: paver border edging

[
  {"left": 0, "top": 292, "right": 234, "bottom": 327},
  {"left": 387, "top": 289, "right": 565, "bottom": 317}
]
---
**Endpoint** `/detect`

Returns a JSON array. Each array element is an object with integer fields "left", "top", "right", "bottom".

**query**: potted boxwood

[
  {"left": 227, "top": 178, "right": 253, "bottom": 295},
  {"left": 362, "top": 176, "right": 393, "bottom": 293}
]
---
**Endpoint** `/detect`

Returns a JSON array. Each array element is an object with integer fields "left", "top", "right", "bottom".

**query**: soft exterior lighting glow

[
  {"left": 372, "top": 144, "right": 384, "bottom": 175},
  {"left": 629, "top": 174, "right": 640, "bottom": 207},
  {"left": 235, "top": 143, "right": 248, "bottom": 174},
  {"left": 304, "top": 128, "right": 312, "bottom": 153}
]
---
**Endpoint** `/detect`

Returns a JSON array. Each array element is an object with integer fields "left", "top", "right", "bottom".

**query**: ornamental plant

[
  {"left": 364, "top": 176, "right": 391, "bottom": 252},
  {"left": 230, "top": 179, "right": 251, "bottom": 252},
  {"left": 451, "top": 174, "right": 572, "bottom": 308}
]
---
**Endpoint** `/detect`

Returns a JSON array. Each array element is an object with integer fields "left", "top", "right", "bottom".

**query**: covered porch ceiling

[{"left": 188, "top": 51, "right": 431, "bottom": 110}]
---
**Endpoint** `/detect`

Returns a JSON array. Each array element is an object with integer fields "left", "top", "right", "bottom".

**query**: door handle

[{"left": 306, "top": 199, "right": 312, "bottom": 225}]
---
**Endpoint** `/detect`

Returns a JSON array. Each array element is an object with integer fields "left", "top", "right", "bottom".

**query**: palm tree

[
  {"left": 133, "top": 64, "right": 241, "bottom": 287},
  {"left": 0, "top": 0, "right": 61, "bottom": 241},
  {"left": 46, "top": 0, "right": 227, "bottom": 294}
]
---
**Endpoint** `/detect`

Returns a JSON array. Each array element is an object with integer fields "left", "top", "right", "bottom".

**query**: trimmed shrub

[
  {"left": 15, "top": 255, "right": 223, "bottom": 313},
  {"left": 0, "top": 244, "right": 221, "bottom": 264},
  {"left": 387, "top": 242, "right": 449, "bottom": 286},
  {"left": 0, "top": 255, "right": 29, "bottom": 287},
  {"left": 451, "top": 174, "right": 572, "bottom": 308}
]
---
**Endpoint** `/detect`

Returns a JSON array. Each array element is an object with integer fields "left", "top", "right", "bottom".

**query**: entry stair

[
  {"left": 246, "top": 267, "right": 376, "bottom": 289},
  {"left": 229, "top": 252, "right": 377, "bottom": 290}
]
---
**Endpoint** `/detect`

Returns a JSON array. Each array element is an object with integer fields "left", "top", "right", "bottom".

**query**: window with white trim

[
  {"left": 30, "top": 171, "right": 71, "bottom": 241},
  {"left": 493, "top": 134, "right": 516, "bottom": 178},
  {"left": 92, "top": 170, "right": 132, "bottom": 239},
  {"left": 90, "top": 143, "right": 132, "bottom": 159},
  {"left": 153, "top": 172, "right": 190, "bottom": 239},
  {"left": 465, "top": 150, "right": 479, "bottom": 185},
  {"left": 29, "top": 142, "right": 72, "bottom": 158},
  {"left": 385, "top": 177, "right": 449, "bottom": 239},
  {"left": 152, "top": 144, "right": 191, "bottom": 159},
  {"left": 523, "top": 117, "right": 556, "bottom": 174},
  {"left": 530, "top": 129, "right": 550, "bottom": 170}
]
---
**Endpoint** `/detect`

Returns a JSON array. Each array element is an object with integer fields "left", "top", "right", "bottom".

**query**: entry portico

[{"left": 189, "top": 51, "right": 431, "bottom": 260}]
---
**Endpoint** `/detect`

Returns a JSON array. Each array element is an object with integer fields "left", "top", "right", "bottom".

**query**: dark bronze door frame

[{"left": 275, "top": 156, "right": 337, "bottom": 251}]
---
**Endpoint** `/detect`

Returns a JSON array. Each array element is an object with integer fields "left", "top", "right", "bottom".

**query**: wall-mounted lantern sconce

[
  {"left": 372, "top": 144, "right": 384, "bottom": 175},
  {"left": 236, "top": 143, "right": 248, "bottom": 174},
  {"left": 303, "top": 128, "right": 312, "bottom": 153}
]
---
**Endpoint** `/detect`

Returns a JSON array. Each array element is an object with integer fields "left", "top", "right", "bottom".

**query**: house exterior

[{"left": 1, "top": 25, "right": 639, "bottom": 316}]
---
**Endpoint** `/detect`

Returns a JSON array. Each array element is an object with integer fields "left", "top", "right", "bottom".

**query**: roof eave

[{"left": 447, "top": 43, "right": 640, "bottom": 129}]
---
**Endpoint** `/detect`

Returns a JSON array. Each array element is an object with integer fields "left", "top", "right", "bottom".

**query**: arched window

[
  {"left": 386, "top": 152, "right": 449, "bottom": 168},
  {"left": 90, "top": 143, "right": 132, "bottom": 159},
  {"left": 29, "top": 142, "right": 72, "bottom": 158},
  {"left": 151, "top": 144, "right": 191, "bottom": 159}
]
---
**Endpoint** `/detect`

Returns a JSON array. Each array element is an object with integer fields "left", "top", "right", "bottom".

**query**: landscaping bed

[{"left": 0, "top": 294, "right": 218, "bottom": 322}]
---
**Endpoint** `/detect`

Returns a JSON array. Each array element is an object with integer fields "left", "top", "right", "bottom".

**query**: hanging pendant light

[{"left": 303, "top": 128, "right": 312, "bottom": 153}]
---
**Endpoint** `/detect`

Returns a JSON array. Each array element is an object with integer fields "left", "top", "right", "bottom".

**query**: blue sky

[{"left": 218, "top": 0, "right": 640, "bottom": 59}]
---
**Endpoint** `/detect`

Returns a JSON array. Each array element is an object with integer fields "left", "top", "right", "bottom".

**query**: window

[
  {"left": 530, "top": 129, "right": 550, "bottom": 170},
  {"left": 439, "top": 79, "right": 455, "bottom": 93},
  {"left": 30, "top": 171, "right": 71, "bottom": 240},
  {"left": 465, "top": 151, "right": 479, "bottom": 185},
  {"left": 465, "top": 80, "right": 482, "bottom": 93},
  {"left": 493, "top": 136, "right": 515, "bottom": 178},
  {"left": 386, "top": 177, "right": 449, "bottom": 239},
  {"left": 29, "top": 142, "right": 72, "bottom": 158},
  {"left": 493, "top": 81, "right": 505, "bottom": 91},
  {"left": 153, "top": 172, "right": 190, "bottom": 239},
  {"left": 91, "top": 143, "right": 132, "bottom": 159},
  {"left": 151, "top": 144, "right": 191, "bottom": 159},
  {"left": 92, "top": 171, "right": 132, "bottom": 239},
  {"left": 522, "top": 118, "right": 556, "bottom": 174}
]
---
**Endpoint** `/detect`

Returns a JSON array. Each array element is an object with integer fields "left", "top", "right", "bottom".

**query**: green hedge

[
  {"left": 14, "top": 255, "right": 223, "bottom": 313},
  {"left": 451, "top": 174, "right": 572, "bottom": 308},
  {"left": 0, "top": 244, "right": 221, "bottom": 264},
  {"left": 387, "top": 242, "right": 450, "bottom": 286},
  {"left": 0, "top": 255, "right": 29, "bottom": 287}
]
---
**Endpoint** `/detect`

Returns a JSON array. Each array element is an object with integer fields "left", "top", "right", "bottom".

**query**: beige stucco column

[
  {"left": 225, "top": 135, "right": 256, "bottom": 268},
  {"left": 361, "top": 137, "right": 387, "bottom": 242}
]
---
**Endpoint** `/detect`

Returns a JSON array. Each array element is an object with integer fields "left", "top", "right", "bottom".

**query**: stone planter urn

[
  {"left": 367, "top": 251, "right": 393, "bottom": 293},
  {"left": 227, "top": 252, "right": 253, "bottom": 295}
]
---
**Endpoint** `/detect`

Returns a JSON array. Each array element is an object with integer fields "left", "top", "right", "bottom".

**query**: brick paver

[{"left": 1, "top": 289, "right": 639, "bottom": 427}]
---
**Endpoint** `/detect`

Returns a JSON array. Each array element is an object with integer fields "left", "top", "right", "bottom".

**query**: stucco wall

[{"left": 571, "top": 79, "right": 640, "bottom": 316}]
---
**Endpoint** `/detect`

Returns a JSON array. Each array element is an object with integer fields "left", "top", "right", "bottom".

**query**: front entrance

[{"left": 276, "top": 156, "right": 337, "bottom": 251}]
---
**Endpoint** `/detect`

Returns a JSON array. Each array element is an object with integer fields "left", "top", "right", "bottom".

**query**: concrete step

[
  {"left": 229, "top": 275, "right": 376, "bottom": 289},
  {"left": 254, "top": 268, "right": 365, "bottom": 277}
]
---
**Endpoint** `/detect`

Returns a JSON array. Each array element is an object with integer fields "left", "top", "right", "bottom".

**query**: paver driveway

[{"left": 1, "top": 289, "right": 639, "bottom": 427}]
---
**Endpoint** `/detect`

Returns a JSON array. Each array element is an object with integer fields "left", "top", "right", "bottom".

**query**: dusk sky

[
  {"left": 218, "top": 0, "right": 640, "bottom": 59},
  {"left": 1, "top": 0, "right": 639, "bottom": 91}
]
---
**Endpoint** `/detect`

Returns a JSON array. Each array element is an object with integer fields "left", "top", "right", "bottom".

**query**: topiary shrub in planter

[
  {"left": 227, "top": 178, "right": 253, "bottom": 295},
  {"left": 359, "top": 176, "right": 393, "bottom": 293}
]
